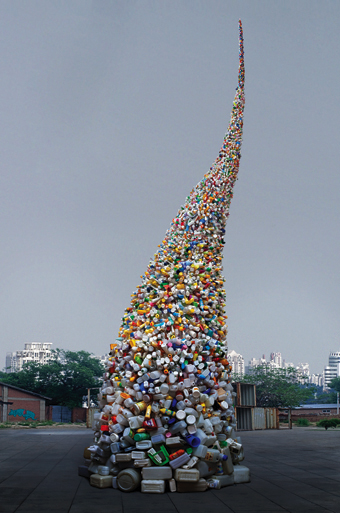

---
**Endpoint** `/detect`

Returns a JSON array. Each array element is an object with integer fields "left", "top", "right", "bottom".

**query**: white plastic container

[
  {"left": 116, "top": 453, "right": 132, "bottom": 462},
  {"left": 169, "top": 420, "right": 187, "bottom": 434},
  {"left": 196, "top": 460, "right": 218, "bottom": 478},
  {"left": 192, "top": 444, "right": 208, "bottom": 459},
  {"left": 195, "top": 428, "right": 208, "bottom": 445},
  {"left": 165, "top": 437, "right": 183, "bottom": 448},
  {"left": 142, "top": 466, "right": 172, "bottom": 480},
  {"left": 222, "top": 447, "right": 234, "bottom": 475},
  {"left": 169, "top": 478, "right": 177, "bottom": 492},
  {"left": 98, "top": 466, "right": 110, "bottom": 476},
  {"left": 204, "top": 434, "right": 217, "bottom": 447},
  {"left": 151, "top": 434, "right": 165, "bottom": 445},
  {"left": 211, "top": 474, "right": 234, "bottom": 487},
  {"left": 134, "top": 458, "right": 151, "bottom": 468},
  {"left": 233, "top": 465, "right": 250, "bottom": 483},
  {"left": 174, "top": 468, "right": 200, "bottom": 482},
  {"left": 141, "top": 480, "right": 165, "bottom": 494},
  {"left": 131, "top": 451, "right": 146, "bottom": 460},
  {"left": 128, "top": 415, "right": 144, "bottom": 429},
  {"left": 136, "top": 440, "right": 152, "bottom": 450},
  {"left": 204, "top": 449, "right": 220, "bottom": 463}
]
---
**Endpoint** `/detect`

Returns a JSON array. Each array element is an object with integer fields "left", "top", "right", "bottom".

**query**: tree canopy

[
  {"left": 330, "top": 377, "right": 340, "bottom": 393},
  {"left": 0, "top": 349, "right": 104, "bottom": 408},
  {"left": 233, "top": 365, "right": 315, "bottom": 408}
]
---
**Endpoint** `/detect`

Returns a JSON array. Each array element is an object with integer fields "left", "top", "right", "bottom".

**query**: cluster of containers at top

[{"left": 78, "top": 20, "right": 249, "bottom": 493}]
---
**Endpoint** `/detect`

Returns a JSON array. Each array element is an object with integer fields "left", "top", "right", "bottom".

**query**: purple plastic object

[{"left": 169, "top": 452, "right": 190, "bottom": 469}]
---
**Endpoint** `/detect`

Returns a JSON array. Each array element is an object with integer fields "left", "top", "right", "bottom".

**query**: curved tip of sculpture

[{"left": 238, "top": 20, "right": 245, "bottom": 90}]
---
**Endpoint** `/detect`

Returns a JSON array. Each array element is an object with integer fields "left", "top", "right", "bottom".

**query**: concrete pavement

[{"left": 0, "top": 426, "right": 340, "bottom": 513}]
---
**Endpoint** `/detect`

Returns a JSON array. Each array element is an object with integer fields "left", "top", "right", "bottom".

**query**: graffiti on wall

[{"left": 8, "top": 409, "right": 36, "bottom": 420}]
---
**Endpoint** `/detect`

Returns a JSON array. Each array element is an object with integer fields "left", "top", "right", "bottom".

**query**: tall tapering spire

[
  {"left": 116, "top": 20, "right": 245, "bottom": 352},
  {"left": 84, "top": 22, "right": 249, "bottom": 493}
]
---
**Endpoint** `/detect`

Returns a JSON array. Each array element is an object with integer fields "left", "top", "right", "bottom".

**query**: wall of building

[{"left": 0, "top": 384, "right": 46, "bottom": 422}]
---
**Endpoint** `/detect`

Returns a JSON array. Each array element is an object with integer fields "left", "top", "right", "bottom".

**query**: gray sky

[{"left": 0, "top": 0, "right": 339, "bottom": 374}]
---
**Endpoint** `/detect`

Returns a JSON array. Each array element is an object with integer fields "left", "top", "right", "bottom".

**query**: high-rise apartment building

[
  {"left": 227, "top": 349, "right": 245, "bottom": 377},
  {"left": 5, "top": 343, "right": 53, "bottom": 373},
  {"left": 323, "top": 351, "right": 340, "bottom": 387},
  {"left": 309, "top": 373, "right": 323, "bottom": 387},
  {"left": 296, "top": 363, "right": 310, "bottom": 377},
  {"left": 270, "top": 352, "right": 282, "bottom": 367}
]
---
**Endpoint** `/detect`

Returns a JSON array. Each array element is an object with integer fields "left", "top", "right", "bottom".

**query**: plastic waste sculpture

[{"left": 80, "top": 20, "right": 250, "bottom": 492}]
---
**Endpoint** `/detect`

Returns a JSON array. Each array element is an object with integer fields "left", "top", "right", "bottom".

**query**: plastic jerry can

[
  {"left": 142, "top": 466, "right": 172, "bottom": 480},
  {"left": 141, "top": 480, "right": 165, "bottom": 494},
  {"left": 204, "top": 449, "right": 220, "bottom": 462},
  {"left": 117, "top": 468, "right": 141, "bottom": 492},
  {"left": 203, "top": 434, "right": 217, "bottom": 447},
  {"left": 131, "top": 451, "right": 146, "bottom": 460},
  {"left": 90, "top": 474, "right": 112, "bottom": 488},
  {"left": 169, "top": 452, "right": 190, "bottom": 469},
  {"left": 174, "top": 468, "right": 200, "bottom": 482},
  {"left": 222, "top": 448, "right": 234, "bottom": 475},
  {"left": 129, "top": 416, "right": 145, "bottom": 429},
  {"left": 110, "top": 442, "right": 121, "bottom": 454},
  {"left": 233, "top": 465, "right": 250, "bottom": 483},
  {"left": 134, "top": 459, "right": 151, "bottom": 468},
  {"left": 98, "top": 466, "right": 110, "bottom": 476},
  {"left": 196, "top": 460, "right": 218, "bottom": 478},
  {"left": 231, "top": 447, "right": 245, "bottom": 464},
  {"left": 211, "top": 474, "right": 234, "bottom": 487},
  {"left": 195, "top": 428, "right": 208, "bottom": 445},
  {"left": 192, "top": 444, "right": 208, "bottom": 459},
  {"left": 151, "top": 434, "right": 166, "bottom": 445},
  {"left": 169, "top": 420, "right": 187, "bottom": 435},
  {"left": 116, "top": 453, "right": 132, "bottom": 462},
  {"left": 165, "top": 436, "right": 183, "bottom": 448},
  {"left": 136, "top": 440, "right": 152, "bottom": 450},
  {"left": 177, "top": 478, "right": 208, "bottom": 493}
]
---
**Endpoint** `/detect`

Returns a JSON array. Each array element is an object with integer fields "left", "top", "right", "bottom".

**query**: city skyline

[{"left": 4, "top": 340, "right": 333, "bottom": 383}]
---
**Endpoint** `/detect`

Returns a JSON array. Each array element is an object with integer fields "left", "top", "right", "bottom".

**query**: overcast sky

[{"left": 0, "top": 0, "right": 339, "bottom": 374}]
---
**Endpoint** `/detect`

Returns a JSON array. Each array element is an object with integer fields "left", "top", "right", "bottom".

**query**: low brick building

[{"left": 0, "top": 381, "right": 51, "bottom": 422}]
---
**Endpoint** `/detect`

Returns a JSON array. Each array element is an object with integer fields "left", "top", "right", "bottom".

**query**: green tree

[
  {"left": 234, "top": 365, "right": 315, "bottom": 408},
  {"left": 0, "top": 349, "right": 104, "bottom": 408},
  {"left": 329, "top": 377, "right": 340, "bottom": 393}
]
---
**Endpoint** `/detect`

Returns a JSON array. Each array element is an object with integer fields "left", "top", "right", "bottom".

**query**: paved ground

[{"left": 1, "top": 426, "right": 340, "bottom": 513}]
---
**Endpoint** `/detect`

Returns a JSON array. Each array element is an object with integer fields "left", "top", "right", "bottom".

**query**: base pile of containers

[{"left": 79, "top": 20, "right": 250, "bottom": 492}]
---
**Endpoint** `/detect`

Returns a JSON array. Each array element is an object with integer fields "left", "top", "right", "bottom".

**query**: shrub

[
  {"left": 317, "top": 419, "right": 338, "bottom": 430},
  {"left": 295, "top": 418, "right": 310, "bottom": 426}
]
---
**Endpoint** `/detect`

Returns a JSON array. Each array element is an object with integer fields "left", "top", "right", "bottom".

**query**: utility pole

[
  {"left": 86, "top": 387, "right": 100, "bottom": 428},
  {"left": 337, "top": 392, "right": 339, "bottom": 415}
]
